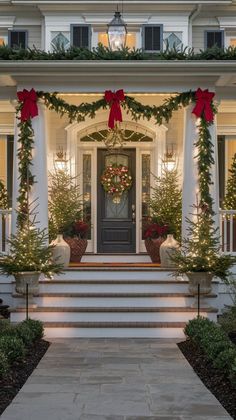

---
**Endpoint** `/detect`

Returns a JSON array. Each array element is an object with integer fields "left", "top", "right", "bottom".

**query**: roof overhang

[{"left": 0, "top": 60, "right": 236, "bottom": 97}]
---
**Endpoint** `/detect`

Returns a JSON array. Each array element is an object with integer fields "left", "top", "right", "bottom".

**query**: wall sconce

[
  {"left": 162, "top": 145, "right": 177, "bottom": 171},
  {"left": 54, "top": 148, "right": 68, "bottom": 171}
]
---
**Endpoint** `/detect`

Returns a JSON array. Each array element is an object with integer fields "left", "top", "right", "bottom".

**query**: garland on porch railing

[{"left": 16, "top": 87, "right": 217, "bottom": 226}]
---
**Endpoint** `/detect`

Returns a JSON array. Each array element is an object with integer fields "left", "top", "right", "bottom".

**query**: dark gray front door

[{"left": 97, "top": 149, "right": 136, "bottom": 253}]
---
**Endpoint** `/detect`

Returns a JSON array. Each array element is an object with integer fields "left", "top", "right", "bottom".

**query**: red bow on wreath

[
  {"left": 17, "top": 88, "right": 39, "bottom": 122},
  {"left": 104, "top": 89, "right": 125, "bottom": 129},
  {"left": 192, "top": 88, "right": 215, "bottom": 122}
]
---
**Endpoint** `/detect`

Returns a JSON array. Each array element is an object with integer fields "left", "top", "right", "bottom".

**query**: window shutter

[
  {"left": 72, "top": 25, "right": 90, "bottom": 48},
  {"left": 9, "top": 31, "right": 27, "bottom": 49},
  {"left": 206, "top": 31, "right": 224, "bottom": 49},
  {"left": 143, "top": 25, "right": 162, "bottom": 52}
]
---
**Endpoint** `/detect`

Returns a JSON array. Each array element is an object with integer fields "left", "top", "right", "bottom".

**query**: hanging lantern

[
  {"left": 162, "top": 145, "right": 177, "bottom": 172},
  {"left": 107, "top": 11, "right": 127, "bottom": 51},
  {"left": 54, "top": 148, "right": 68, "bottom": 171}
]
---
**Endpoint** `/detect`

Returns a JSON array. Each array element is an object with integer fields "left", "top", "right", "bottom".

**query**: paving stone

[{"left": 0, "top": 338, "right": 231, "bottom": 420}]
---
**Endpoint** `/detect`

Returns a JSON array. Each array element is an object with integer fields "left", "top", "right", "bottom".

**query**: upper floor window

[
  {"left": 71, "top": 25, "right": 91, "bottom": 49},
  {"left": 8, "top": 30, "right": 27, "bottom": 49},
  {"left": 98, "top": 32, "right": 136, "bottom": 49},
  {"left": 143, "top": 25, "right": 163, "bottom": 52},
  {"left": 205, "top": 30, "right": 224, "bottom": 49}
]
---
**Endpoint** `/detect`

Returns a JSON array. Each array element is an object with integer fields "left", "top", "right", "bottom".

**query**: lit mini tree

[
  {"left": 223, "top": 153, "right": 236, "bottom": 210},
  {"left": 0, "top": 216, "right": 62, "bottom": 277},
  {"left": 173, "top": 204, "right": 236, "bottom": 280},
  {"left": 0, "top": 180, "right": 9, "bottom": 210},
  {"left": 149, "top": 168, "right": 182, "bottom": 241},
  {"left": 48, "top": 169, "right": 82, "bottom": 241}
]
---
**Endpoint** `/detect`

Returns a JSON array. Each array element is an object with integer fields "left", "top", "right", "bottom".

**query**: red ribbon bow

[
  {"left": 192, "top": 88, "right": 215, "bottom": 122},
  {"left": 104, "top": 89, "right": 125, "bottom": 129},
  {"left": 17, "top": 88, "right": 39, "bottom": 122}
]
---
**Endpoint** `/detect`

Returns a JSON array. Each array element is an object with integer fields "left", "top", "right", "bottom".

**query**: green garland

[
  {"left": 1, "top": 44, "right": 236, "bottom": 61},
  {"left": 17, "top": 89, "right": 217, "bottom": 225},
  {"left": 16, "top": 116, "right": 35, "bottom": 227}
]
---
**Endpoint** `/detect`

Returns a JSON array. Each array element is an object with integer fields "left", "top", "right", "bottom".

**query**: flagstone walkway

[{"left": 0, "top": 338, "right": 231, "bottom": 420}]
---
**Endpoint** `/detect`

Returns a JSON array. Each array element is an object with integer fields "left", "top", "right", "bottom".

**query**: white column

[
  {"left": 11, "top": 101, "right": 48, "bottom": 234},
  {"left": 30, "top": 101, "right": 48, "bottom": 232},
  {"left": 11, "top": 105, "right": 20, "bottom": 234},
  {"left": 182, "top": 105, "right": 220, "bottom": 239},
  {"left": 182, "top": 105, "right": 199, "bottom": 239}
]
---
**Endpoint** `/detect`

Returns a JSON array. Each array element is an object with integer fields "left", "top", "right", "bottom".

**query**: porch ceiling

[{"left": 0, "top": 60, "right": 236, "bottom": 97}]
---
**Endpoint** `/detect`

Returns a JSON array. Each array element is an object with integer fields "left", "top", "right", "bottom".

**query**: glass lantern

[{"left": 107, "top": 11, "right": 127, "bottom": 51}]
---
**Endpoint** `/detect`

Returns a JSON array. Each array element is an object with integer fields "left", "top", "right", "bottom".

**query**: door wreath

[{"left": 101, "top": 163, "right": 132, "bottom": 203}]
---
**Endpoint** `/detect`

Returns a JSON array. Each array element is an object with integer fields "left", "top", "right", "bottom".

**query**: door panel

[{"left": 97, "top": 149, "right": 136, "bottom": 253}]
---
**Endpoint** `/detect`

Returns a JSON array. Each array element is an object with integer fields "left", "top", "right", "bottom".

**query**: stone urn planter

[
  {"left": 51, "top": 234, "right": 70, "bottom": 268},
  {"left": 64, "top": 237, "right": 88, "bottom": 263},
  {"left": 14, "top": 271, "right": 41, "bottom": 306},
  {"left": 160, "top": 234, "right": 179, "bottom": 268},
  {"left": 186, "top": 272, "right": 214, "bottom": 308},
  {"left": 144, "top": 238, "right": 165, "bottom": 263}
]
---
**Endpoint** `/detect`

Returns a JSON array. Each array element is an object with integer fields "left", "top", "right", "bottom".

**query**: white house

[{"left": 0, "top": 0, "right": 236, "bottom": 338}]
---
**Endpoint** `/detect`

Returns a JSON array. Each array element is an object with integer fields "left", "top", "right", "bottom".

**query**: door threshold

[{"left": 82, "top": 254, "right": 151, "bottom": 263}]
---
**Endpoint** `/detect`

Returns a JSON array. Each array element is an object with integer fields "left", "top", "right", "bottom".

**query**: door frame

[
  {"left": 66, "top": 119, "right": 167, "bottom": 253},
  {"left": 97, "top": 148, "right": 136, "bottom": 254}
]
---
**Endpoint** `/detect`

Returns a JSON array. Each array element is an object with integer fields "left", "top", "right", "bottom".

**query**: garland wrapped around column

[
  {"left": 16, "top": 88, "right": 38, "bottom": 227},
  {"left": 16, "top": 87, "right": 217, "bottom": 227}
]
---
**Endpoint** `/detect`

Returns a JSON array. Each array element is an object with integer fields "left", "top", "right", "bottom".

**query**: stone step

[
  {"left": 33, "top": 280, "right": 219, "bottom": 295},
  {"left": 10, "top": 306, "right": 217, "bottom": 323},
  {"left": 51, "top": 269, "right": 176, "bottom": 281},
  {"left": 43, "top": 321, "right": 187, "bottom": 338},
  {"left": 12, "top": 292, "right": 218, "bottom": 308}
]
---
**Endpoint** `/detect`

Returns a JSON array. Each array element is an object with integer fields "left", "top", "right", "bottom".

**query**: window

[
  {"left": 143, "top": 25, "right": 163, "bottom": 52},
  {"left": 205, "top": 30, "right": 224, "bottom": 49},
  {"left": 0, "top": 135, "right": 13, "bottom": 206},
  {"left": 8, "top": 30, "right": 27, "bottom": 49},
  {"left": 98, "top": 32, "right": 136, "bottom": 49},
  {"left": 71, "top": 25, "right": 91, "bottom": 49}
]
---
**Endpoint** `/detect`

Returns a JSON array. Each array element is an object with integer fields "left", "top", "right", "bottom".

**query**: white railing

[
  {"left": 0, "top": 208, "right": 235, "bottom": 256},
  {"left": 0, "top": 209, "right": 12, "bottom": 255},
  {"left": 220, "top": 209, "right": 236, "bottom": 255}
]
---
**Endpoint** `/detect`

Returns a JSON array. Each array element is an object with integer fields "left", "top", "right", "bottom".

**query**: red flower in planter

[
  {"left": 144, "top": 223, "right": 168, "bottom": 239},
  {"left": 73, "top": 220, "right": 89, "bottom": 239}
]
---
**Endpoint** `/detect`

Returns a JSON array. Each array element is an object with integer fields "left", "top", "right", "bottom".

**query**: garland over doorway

[{"left": 16, "top": 88, "right": 217, "bottom": 227}]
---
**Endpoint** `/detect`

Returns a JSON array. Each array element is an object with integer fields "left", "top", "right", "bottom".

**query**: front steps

[{"left": 10, "top": 268, "right": 219, "bottom": 338}]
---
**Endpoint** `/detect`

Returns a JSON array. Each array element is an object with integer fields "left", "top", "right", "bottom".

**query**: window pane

[
  {"left": 10, "top": 31, "right": 26, "bottom": 49},
  {"left": 207, "top": 31, "right": 223, "bottom": 48},
  {"left": 144, "top": 26, "right": 153, "bottom": 51},
  {"left": 73, "top": 26, "right": 89, "bottom": 48},
  {"left": 83, "top": 154, "right": 91, "bottom": 239},
  {"left": 153, "top": 27, "right": 161, "bottom": 50},
  {"left": 141, "top": 154, "right": 151, "bottom": 239}
]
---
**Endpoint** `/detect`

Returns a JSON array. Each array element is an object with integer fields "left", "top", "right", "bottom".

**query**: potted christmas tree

[
  {"left": 223, "top": 153, "right": 236, "bottom": 252},
  {"left": 173, "top": 203, "right": 236, "bottom": 307},
  {"left": 48, "top": 169, "right": 83, "bottom": 266},
  {"left": 145, "top": 168, "right": 182, "bottom": 265},
  {"left": 0, "top": 216, "right": 62, "bottom": 304}
]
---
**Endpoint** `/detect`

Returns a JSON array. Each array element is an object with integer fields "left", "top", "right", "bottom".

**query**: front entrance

[{"left": 97, "top": 149, "right": 136, "bottom": 253}]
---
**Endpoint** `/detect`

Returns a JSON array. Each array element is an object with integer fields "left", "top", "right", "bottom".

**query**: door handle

[{"left": 132, "top": 204, "right": 136, "bottom": 224}]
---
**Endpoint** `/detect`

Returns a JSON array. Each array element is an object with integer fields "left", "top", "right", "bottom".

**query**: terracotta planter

[
  {"left": 64, "top": 237, "right": 88, "bottom": 263},
  {"left": 144, "top": 238, "right": 165, "bottom": 263},
  {"left": 186, "top": 272, "right": 214, "bottom": 308}
]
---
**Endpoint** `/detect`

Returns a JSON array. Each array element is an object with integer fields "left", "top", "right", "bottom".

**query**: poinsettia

[
  {"left": 73, "top": 220, "right": 89, "bottom": 238},
  {"left": 144, "top": 223, "right": 168, "bottom": 239}
]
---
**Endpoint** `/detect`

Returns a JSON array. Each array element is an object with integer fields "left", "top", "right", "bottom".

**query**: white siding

[
  {"left": 26, "top": 25, "right": 42, "bottom": 49},
  {"left": 192, "top": 25, "right": 220, "bottom": 52}
]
